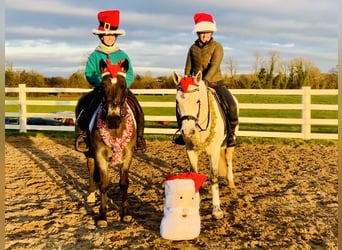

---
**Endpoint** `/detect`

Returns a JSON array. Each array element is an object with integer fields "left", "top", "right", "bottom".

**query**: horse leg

[
  {"left": 209, "top": 149, "right": 224, "bottom": 219},
  {"left": 86, "top": 157, "right": 97, "bottom": 203},
  {"left": 225, "top": 147, "right": 235, "bottom": 188},
  {"left": 186, "top": 150, "right": 199, "bottom": 173},
  {"left": 119, "top": 162, "right": 131, "bottom": 222},
  {"left": 218, "top": 149, "right": 227, "bottom": 177},
  {"left": 96, "top": 158, "right": 109, "bottom": 228}
]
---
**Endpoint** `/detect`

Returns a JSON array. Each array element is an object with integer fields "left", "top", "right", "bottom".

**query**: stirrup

[{"left": 75, "top": 134, "right": 89, "bottom": 152}]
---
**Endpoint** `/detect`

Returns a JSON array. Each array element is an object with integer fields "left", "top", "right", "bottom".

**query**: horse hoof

[
  {"left": 212, "top": 206, "right": 224, "bottom": 219},
  {"left": 87, "top": 192, "right": 96, "bottom": 203},
  {"left": 121, "top": 215, "right": 133, "bottom": 223},
  {"left": 213, "top": 211, "right": 224, "bottom": 220},
  {"left": 97, "top": 220, "right": 108, "bottom": 228}
]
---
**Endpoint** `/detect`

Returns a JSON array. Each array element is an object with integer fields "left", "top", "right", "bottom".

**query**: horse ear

[
  {"left": 195, "top": 71, "right": 202, "bottom": 83},
  {"left": 120, "top": 59, "right": 129, "bottom": 73},
  {"left": 100, "top": 59, "right": 107, "bottom": 73},
  {"left": 172, "top": 72, "right": 181, "bottom": 86}
]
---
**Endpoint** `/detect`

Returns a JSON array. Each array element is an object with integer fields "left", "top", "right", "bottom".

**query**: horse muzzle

[
  {"left": 181, "top": 119, "right": 197, "bottom": 141},
  {"left": 107, "top": 115, "right": 122, "bottom": 129},
  {"left": 106, "top": 105, "right": 123, "bottom": 129}
]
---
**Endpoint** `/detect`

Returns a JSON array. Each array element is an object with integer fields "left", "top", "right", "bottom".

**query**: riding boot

[
  {"left": 227, "top": 120, "right": 238, "bottom": 147},
  {"left": 75, "top": 99, "right": 90, "bottom": 153},
  {"left": 211, "top": 84, "right": 238, "bottom": 147},
  {"left": 127, "top": 90, "right": 146, "bottom": 152},
  {"left": 75, "top": 124, "right": 89, "bottom": 152}
]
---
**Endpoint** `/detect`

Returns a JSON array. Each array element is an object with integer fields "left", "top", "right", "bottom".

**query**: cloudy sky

[{"left": 5, "top": 0, "right": 338, "bottom": 78}]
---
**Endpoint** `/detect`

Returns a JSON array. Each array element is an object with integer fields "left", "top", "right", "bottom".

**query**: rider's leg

[
  {"left": 212, "top": 84, "right": 238, "bottom": 147},
  {"left": 75, "top": 99, "right": 90, "bottom": 152},
  {"left": 127, "top": 90, "right": 146, "bottom": 152},
  {"left": 75, "top": 87, "right": 102, "bottom": 152},
  {"left": 75, "top": 124, "right": 89, "bottom": 152}
]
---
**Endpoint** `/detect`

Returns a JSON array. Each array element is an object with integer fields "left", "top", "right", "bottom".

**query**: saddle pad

[{"left": 89, "top": 104, "right": 101, "bottom": 132}]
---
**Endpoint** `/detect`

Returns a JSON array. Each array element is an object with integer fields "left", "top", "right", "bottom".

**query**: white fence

[{"left": 5, "top": 84, "right": 338, "bottom": 140}]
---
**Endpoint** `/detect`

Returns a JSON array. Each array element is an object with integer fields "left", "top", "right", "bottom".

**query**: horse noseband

[
  {"left": 180, "top": 115, "right": 198, "bottom": 123},
  {"left": 179, "top": 98, "right": 201, "bottom": 125}
]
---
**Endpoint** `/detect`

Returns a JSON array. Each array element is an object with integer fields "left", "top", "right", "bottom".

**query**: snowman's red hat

[{"left": 166, "top": 172, "right": 206, "bottom": 193}]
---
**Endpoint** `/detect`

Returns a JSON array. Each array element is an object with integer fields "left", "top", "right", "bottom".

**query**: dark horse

[{"left": 75, "top": 58, "right": 137, "bottom": 227}]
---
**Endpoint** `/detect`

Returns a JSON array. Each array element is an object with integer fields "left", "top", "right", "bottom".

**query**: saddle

[
  {"left": 77, "top": 88, "right": 140, "bottom": 133},
  {"left": 208, "top": 87, "right": 228, "bottom": 141}
]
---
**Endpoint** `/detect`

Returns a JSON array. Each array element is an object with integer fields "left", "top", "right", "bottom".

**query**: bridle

[
  {"left": 101, "top": 71, "right": 128, "bottom": 118},
  {"left": 177, "top": 84, "right": 211, "bottom": 132}
]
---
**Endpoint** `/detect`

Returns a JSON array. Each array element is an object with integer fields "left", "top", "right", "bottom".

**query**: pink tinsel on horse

[{"left": 97, "top": 104, "right": 134, "bottom": 166}]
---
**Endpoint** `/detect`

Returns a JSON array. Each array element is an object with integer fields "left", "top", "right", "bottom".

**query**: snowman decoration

[{"left": 160, "top": 172, "right": 207, "bottom": 240}]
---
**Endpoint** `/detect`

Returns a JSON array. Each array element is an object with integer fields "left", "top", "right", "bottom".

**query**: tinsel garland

[
  {"left": 192, "top": 91, "right": 216, "bottom": 152},
  {"left": 96, "top": 104, "right": 134, "bottom": 166}
]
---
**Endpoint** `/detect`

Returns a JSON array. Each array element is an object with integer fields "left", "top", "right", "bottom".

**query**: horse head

[
  {"left": 100, "top": 58, "right": 129, "bottom": 129},
  {"left": 173, "top": 71, "right": 209, "bottom": 143}
]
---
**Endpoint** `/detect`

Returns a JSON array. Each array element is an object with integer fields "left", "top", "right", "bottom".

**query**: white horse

[{"left": 173, "top": 71, "right": 239, "bottom": 219}]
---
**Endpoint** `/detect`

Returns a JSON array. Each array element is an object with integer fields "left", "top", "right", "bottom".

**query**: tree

[
  {"left": 253, "top": 51, "right": 267, "bottom": 88},
  {"left": 45, "top": 77, "right": 67, "bottom": 88},
  {"left": 5, "top": 62, "right": 17, "bottom": 87},
  {"left": 17, "top": 70, "right": 46, "bottom": 87},
  {"left": 288, "top": 57, "right": 319, "bottom": 88},
  {"left": 253, "top": 51, "right": 265, "bottom": 73},
  {"left": 225, "top": 56, "right": 237, "bottom": 87},
  {"left": 257, "top": 67, "right": 267, "bottom": 88},
  {"left": 266, "top": 51, "right": 280, "bottom": 88},
  {"left": 68, "top": 71, "right": 89, "bottom": 88}
]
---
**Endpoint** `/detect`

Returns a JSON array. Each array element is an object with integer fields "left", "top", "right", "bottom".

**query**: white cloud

[
  {"left": 4, "top": 0, "right": 338, "bottom": 77},
  {"left": 5, "top": 0, "right": 93, "bottom": 16},
  {"left": 6, "top": 26, "right": 89, "bottom": 39}
]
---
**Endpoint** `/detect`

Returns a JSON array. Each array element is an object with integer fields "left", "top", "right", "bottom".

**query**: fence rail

[{"left": 5, "top": 84, "right": 338, "bottom": 140}]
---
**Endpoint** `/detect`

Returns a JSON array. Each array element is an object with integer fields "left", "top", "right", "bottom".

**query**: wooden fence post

[
  {"left": 18, "top": 84, "right": 27, "bottom": 133},
  {"left": 302, "top": 86, "right": 311, "bottom": 139}
]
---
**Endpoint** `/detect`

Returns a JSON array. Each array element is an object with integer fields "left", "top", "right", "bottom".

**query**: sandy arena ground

[{"left": 5, "top": 136, "right": 338, "bottom": 249}]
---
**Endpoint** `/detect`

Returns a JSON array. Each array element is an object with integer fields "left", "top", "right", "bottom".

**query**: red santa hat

[
  {"left": 192, "top": 12, "right": 217, "bottom": 34},
  {"left": 92, "top": 10, "right": 126, "bottom": 36},
  {"left": 166, "top": 172, "right": 206, "bottom": 193}
]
